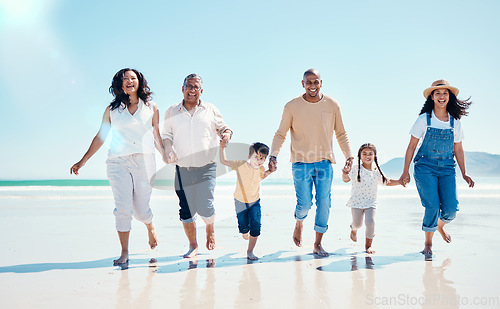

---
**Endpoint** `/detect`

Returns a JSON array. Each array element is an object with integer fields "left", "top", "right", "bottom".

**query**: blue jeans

[
  {"left": 235, "top": 199, "right": 261, "bottom": 237},
  {"left": 292, "top": 160, "right": 333, "bottom": 233},
  {"left": 414, "top": 158, "right": 458, "bottom": 232}
]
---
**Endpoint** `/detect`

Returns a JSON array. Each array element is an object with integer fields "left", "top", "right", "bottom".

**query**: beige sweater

[{"left": 271, "top": 94, "right": 352, "bottom": 163}]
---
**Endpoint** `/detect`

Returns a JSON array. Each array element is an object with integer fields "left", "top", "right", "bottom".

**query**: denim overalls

[{"left": 413, "top": 113, "right": 459, "bottom": 232}]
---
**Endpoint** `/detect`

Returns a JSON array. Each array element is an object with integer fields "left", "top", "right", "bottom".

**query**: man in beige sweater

[{"left": 269, "top": 69, "right": 353, "bottom": 257}]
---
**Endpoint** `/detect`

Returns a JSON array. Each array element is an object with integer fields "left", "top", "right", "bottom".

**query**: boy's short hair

[{"left": 249, "top": 142, "right": 270, "bottom": 157}]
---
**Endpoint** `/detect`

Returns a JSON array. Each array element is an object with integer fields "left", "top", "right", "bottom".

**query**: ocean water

[
  {"left": 1, "top": 176, "right": 498, "bottom": 198},
  {"left": 1, "top": 177, "right": 498, "bottom": 234}
]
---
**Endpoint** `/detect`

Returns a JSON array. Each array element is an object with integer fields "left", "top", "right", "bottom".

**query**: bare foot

[
  {"left": 183, "top": 245, "right": 198, "bottom": 258},
  {"left": 113, "top": 251, "right": 129, "bottom": 265},
  {"left": 148, "top": 227, "right": 158, "bottom": 249},
  {"left": 206, "top": 224, "right": 216, "bottom": 250},
  {"left": 350, "top": 229, "right": 357, "bottom": 242},
  {"left": 247, "top": 252, "right": 259, "bottom": 260},
  {"left": 365, "top": 238, "right": 374, "bottom": 254},
  {"left": 437, "top": 226, "right": 452, "bottom": 243},
  {"left": 242, "top": 233, "right": 249, "bottom": 240},
  {"left": 293, "top": 221, "right": 303, "bottom": 247},
  {"left": 149, "top": 258, "right": 157, "bottom": 268},
  {"left": 313, "top": 244, "right": 329, "bottom": 257},
  {"left": 421, "top": 244, "right": 433, "bottom": 256}
]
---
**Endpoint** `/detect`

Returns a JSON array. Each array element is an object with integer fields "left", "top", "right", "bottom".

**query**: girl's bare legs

[
  {"left": 247, "top": 236, "right": 258, "bottom": 260},
  {"left": 114, "top": 231, "right": 130, "bottom": 264}
]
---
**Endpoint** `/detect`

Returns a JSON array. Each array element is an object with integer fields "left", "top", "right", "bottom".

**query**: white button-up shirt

[{"left": 161, "top": 101, "right": 230, "bottom": 167}]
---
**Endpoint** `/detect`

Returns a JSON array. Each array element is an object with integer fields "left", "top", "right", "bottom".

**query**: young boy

[{"left": 219, "top": 142, "right": 276, "bottom": 260}]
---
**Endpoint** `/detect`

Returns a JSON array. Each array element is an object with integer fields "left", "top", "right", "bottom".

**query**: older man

[
  {"left": 162, "top": 74, "right": 232, "bottom": 258},
  {"left": 270, "top": 69, "right": 353, "bottom": 257}
]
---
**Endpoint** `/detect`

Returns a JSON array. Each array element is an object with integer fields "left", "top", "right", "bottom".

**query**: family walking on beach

[{"left": 70, "top": 68, "right": 474, "bottom": 264}]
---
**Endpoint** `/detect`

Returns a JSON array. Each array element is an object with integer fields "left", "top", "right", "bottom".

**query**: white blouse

[{"left": 108, "top": 100, "right": 155, "bottom": 159}]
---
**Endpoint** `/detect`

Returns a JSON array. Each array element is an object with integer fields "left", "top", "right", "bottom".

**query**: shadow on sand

[
  {"left": 0, "top": 249, "right": 426, "bottom": 274},
  {"left": 0, "top": 254, "right": 183, "bottom": 273}
]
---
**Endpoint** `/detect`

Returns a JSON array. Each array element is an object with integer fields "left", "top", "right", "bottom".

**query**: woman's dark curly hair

[
  {"left": 419, "top": 90, "right": 472, "bottom": 120},
  {"left": 109, "top": 68, "right": 153, "bottom": 110}
]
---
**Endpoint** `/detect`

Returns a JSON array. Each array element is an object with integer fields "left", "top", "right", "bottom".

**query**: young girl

[{"left": 342, "top": 143, "right": 401, "bottom": 254}]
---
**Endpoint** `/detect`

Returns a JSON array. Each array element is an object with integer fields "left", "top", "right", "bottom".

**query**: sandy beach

[{"left": 1, "top": 179, "right": 499, "bottom": 308}]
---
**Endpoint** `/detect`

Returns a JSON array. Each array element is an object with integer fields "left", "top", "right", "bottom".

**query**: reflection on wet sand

[
  {"left": 234, "top": 263, "right": 261, "bottom": 308},
  {"left": 350, "top": 256, "right": 376, "bottom": 308},
  {"left": 180, "top": 259, "right": 217, "bottom": 309},
  {"left": 294, "top": 255, "right": 306, "bottom": 308},
  {"left": 115, "top": 266, "right": 156, "bottom": 309},
  {"left": 314, "top": 257, "right": 332, "bottom": 308},
  {"left": 422, "top": 258, "right": 457, "bottom": 309}
]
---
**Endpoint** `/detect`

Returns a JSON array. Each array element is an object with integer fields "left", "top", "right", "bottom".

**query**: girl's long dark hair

[
  {"left": 109, "top": 68, "right": 153, "bottom": 110},
  {"left": 356, "top": 143, "right": 387, "bottom": 184},
  {"left": 419, "top": 90, "right": 472, "bottom": 119}
]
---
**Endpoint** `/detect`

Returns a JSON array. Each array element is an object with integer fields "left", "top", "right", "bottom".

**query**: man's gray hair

[{"left": 183, "top": 74, "right": 203, "bottom": 86}]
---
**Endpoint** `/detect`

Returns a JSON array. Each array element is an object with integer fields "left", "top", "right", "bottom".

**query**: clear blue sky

[{"left": 0, "top": 0, "right": 498, "bottom": 180}]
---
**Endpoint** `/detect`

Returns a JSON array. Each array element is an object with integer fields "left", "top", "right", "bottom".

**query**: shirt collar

[{"left": 177, "top": 100, "right": 206, "bottom": 112}]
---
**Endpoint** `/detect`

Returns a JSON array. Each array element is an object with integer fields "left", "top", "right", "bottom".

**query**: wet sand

[{"left": 0, "top": 182, "right": 499, "bottom": 308}]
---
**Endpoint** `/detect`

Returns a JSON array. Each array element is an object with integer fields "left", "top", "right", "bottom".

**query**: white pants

[
  {"left": 351, "top": 207, "right": 376, "bottom": 239},
  {"left": 106, "top": 153, "right": 155, "bottom": 232}
]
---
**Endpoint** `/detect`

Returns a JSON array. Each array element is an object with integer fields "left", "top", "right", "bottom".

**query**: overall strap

[
  {"left": 450, "top": 115, "right": 455, "bottom": 128},
  {"left": 426, "top": 113, "right": 431, "bottom": 126}
]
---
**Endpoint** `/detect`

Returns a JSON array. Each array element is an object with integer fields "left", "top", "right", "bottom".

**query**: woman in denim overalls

[{"left": 399, "top": 80, "right": 474, "bottom": 256}]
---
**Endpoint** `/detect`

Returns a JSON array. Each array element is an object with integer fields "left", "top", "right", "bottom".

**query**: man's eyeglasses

[{"left": 184, "top": 85, "right": 202, "bottom": 91}]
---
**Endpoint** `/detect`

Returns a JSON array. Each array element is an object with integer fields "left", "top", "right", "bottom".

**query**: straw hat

[{"left": 423, "top": 79, "right": 459, "bottom": 98}]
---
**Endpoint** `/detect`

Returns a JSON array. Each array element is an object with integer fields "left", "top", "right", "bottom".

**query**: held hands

[
  {"left": 399, "top": 171, "right": 411, "bottom": 187},
  {"left": 164, "top": 150, "right": 178, "bottom": 164},
  {"left": 342, "top": 157, "right": 354, "bottom": 175},
  {"left": 220, "top": 130, "right": 232, "bottom": 145},
  {"left": 219, "top": 130, "right": 232, "bottom": 148},
  {"left": 268, "top": 156, "right": 277, "bottom": 172}
]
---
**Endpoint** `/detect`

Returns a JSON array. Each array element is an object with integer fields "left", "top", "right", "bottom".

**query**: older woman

[
  {"left": 399, "top": 79, "right": 474, "bottom": 257},
  {"left": 71, "top": 68, "right": 166, "bottom": 265}
]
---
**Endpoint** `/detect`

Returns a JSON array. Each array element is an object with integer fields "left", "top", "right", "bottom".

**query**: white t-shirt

[
  {"left": 409, "top": 110, "right": 464, "bottom": 143},
  {"left": 346, "top": 165, "right": 385, "bottom": 209}
]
